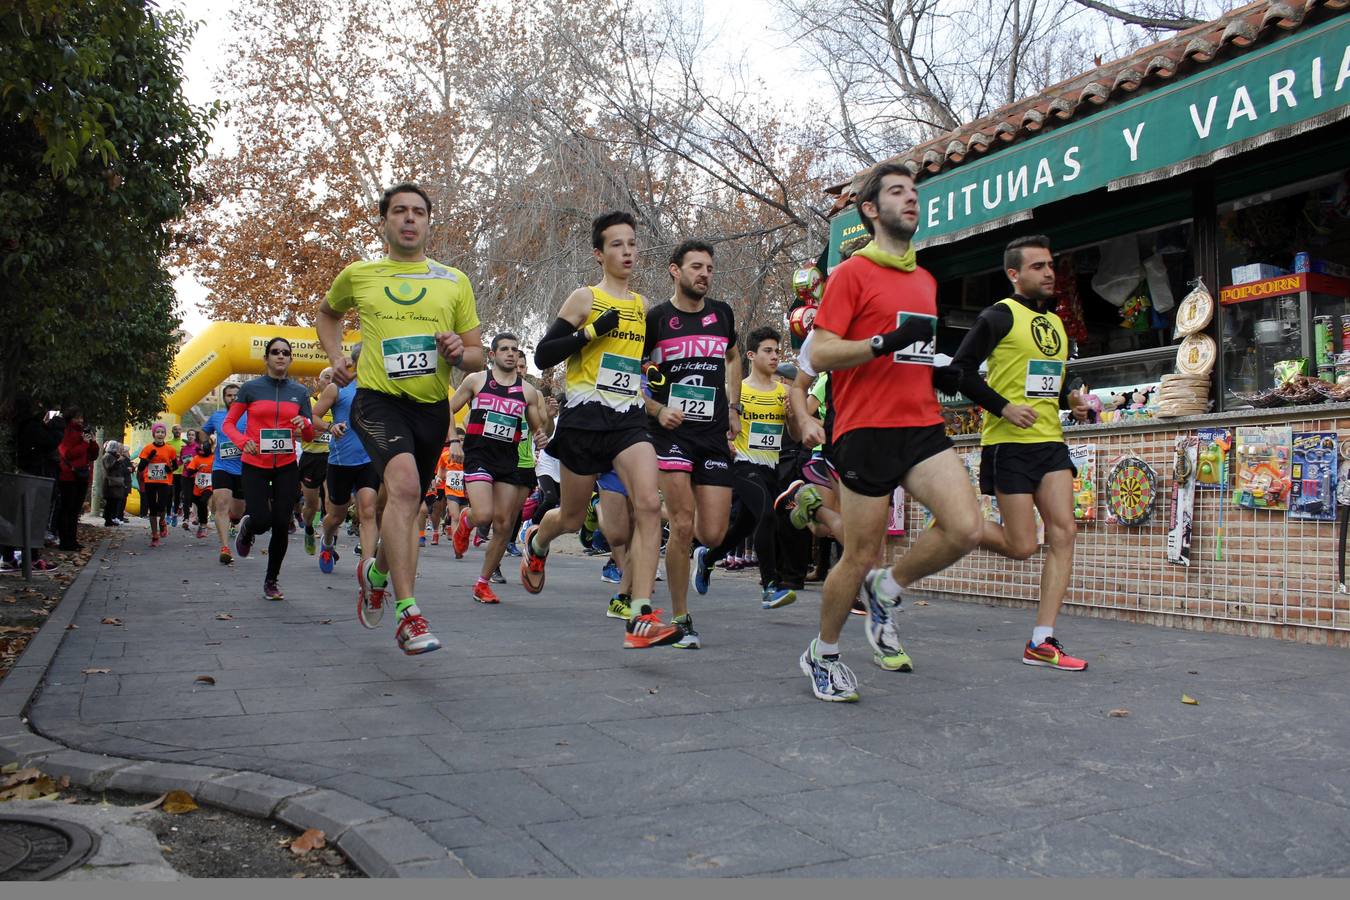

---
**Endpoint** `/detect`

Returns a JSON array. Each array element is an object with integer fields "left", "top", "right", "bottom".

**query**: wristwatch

[{"left": 870, "top": 334, "right": 887, "bottom": 355}]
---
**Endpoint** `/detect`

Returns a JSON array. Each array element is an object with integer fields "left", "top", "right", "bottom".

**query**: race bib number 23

[{"left": 597, "top": 353, "right": 639, "bottom": 398}]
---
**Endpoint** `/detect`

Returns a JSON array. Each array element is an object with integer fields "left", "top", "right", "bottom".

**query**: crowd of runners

[{"left": 120, "top": 172, "right": 1095, "bottom": 701}]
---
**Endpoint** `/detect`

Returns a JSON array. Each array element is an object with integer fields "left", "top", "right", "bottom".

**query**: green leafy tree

[{"left": 0, "top": 0, "right": 219, "bottom": 465}]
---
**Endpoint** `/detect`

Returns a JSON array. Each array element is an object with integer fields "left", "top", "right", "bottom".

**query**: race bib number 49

[
  {"left": 1025, "top": 360, "right": 1064, "bottom": 399},
  {"left": 669, "top": 383, "right": 715, "bottom": 422},
  {"left": 483, "top": 411, "right": 518, "bottom": 442},
  {"left": 597, "top": 353, "right": 639, "bottom": 398},
  {"left": 748, "top": 422, "right": 783, "bottom": 452},
  {"left": 260, "top": 428, "right": 294, "bottom": 454},
  {"left": 382, "top": 335, "right": 437, "bottom": 380},
  {"left": 893, "top": 312, "right": 936, "bottom": 366}
]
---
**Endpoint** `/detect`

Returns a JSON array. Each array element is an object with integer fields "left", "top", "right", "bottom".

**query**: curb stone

[{"left": 0, "top": 536, "right": 471, "bottom": 878}]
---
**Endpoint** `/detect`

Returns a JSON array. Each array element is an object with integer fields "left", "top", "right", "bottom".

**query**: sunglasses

[{"left": 269, "top": 348, "right": 292, "bottom": 357}]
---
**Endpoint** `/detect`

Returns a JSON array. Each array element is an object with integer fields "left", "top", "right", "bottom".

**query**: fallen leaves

[
  {"left": 194, "top": 675, "right": 216, "bottom": 685},
  {"left": 1181, "top": 694, "right": 1199, "bottom": 706},
  {"left": 0, "top": 766, "right": 65, "bottom": 802},
  {"left": 136, "top": 790, "right": 199, "bottom": 814},
  {"left": 290, "top": 828, "right": 326, "bottom": 855},
  {"left": 82, "top": 667, "right": 111, "bottom": 675},
  {"left": 1108, "top": 708, "right": 1130, "bottom": 718},
  {"left": 914, "top": 600, "right": 929, "bottom": 607},
  {"left": 214, "top": 613, "right": 233, "bottom": 620},
  {"left": 101, "top": 617, "right": 124, "bottom": 626}
]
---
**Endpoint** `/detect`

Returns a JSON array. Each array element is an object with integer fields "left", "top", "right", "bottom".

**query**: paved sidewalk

[{"left": 23, "top": 523, "right": 1350, "bottom": 877}]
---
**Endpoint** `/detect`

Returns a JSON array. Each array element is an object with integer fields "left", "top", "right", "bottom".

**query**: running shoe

[
  {"left": 789, "top": 486, "right": 823, "bottom": 530},
  {"left": 692, "top": 545, "right": 712, "bottom": 595},
  {"left": 182, "top": 518, "right": 192, "bottom": 532},
  {"left": 606, "top": 593, "right": 633, "bottom": 620},
  {"left": 159, "top": 523, "right": 169, "bottom": 539},
  {"left": 219, "top": 547, "right": 233, "bottom": 566},
  {"left": 318, "top": 541, "right": 338, "bottom": 574},
  {"left": 862, "top": 569, "right": 912, "bottom": 672},
  {"left": 519, "top": 524, "right": 547, "bottom": 594},
  {"left": 799, "top": 640, "right": 860, "bottom": 702},
  {"left": 655, "top": 562, "right": 665, "bottom": 582},
  {"left": 288, "top": 518, "right": 296, "bottom": 534},
  {"left": 395, "top": 610, "right": 441, "bottom": 655},
  {"left": 196, "top": 526, "right": 207, "bottom": 539},
  {"left": 774, "top": 478, "right": 805, "bottom": 514},
  {"left": 357, "top": 558, "right": 386, "bottom": 629},
  {"left": 234, "top": 515, "right": 253, "bottom": 558},
  {"left": 490, "top": 566, "right": 506, "bottom": 585},
  {"left": 1022, "top": 637, "right": 1088, "bottom": 671},
  {"left": 472, "top": 581, "right": 500, "bottom": 604},
  {"left": 431, "top": 531, "right": 439, "bottom": 546},
  {"left": 624, "top": 608, "right": 680, "bottom": 649},
  {"left": 472, "top": 531, "right": 486, "bottom": 548},
  {"left": 600, "top": 558, "right": 621, "bottom": 584},
  {"left": 306, "top": 529, "right": 317, "bottom": 555},
  {"left": 31, "top": 559, "right": 58, "bottom": 573},
  {"left": 670, "top": 615, "right": 701, "bottom": 650},
  {"left": 169, "top": 512, "right": 178, "bottom": 528},
  {"left": 150, "top": 537, "right": 160, "bottom": 549},
  {"left": 516, "top": 522, "right": 530, "bottom": 546},
  {"left": 229, "top": 524, "right": 237, "bottom": 539},
  {"left": 850, "top": 595, "right": 866, "bottom": 616},
  {"left": 452, "top": 515, "right": 471, "bottom": 558},
  {"left": 761, "top": 585, "right": 797, "bottom": 610},
  {"left": 312, "top": 511, "right": 322, "bottom": 532},
  {"left": 263, "top": 579, "right": 284, "bottom": 601},
  {"left": 504, "top": 542, "right": 521, "bottom": 558},
  {"left": 418, "top": 534, "right": 426, "bottom": 548}
]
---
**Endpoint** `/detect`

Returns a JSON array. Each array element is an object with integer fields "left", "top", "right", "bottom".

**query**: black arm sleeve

[
  {"left": 535, "top": 317, "right": 590, "bottom": 370},
  {"left": 951, "top": 304, "right": 1015, "bottom": 417}
]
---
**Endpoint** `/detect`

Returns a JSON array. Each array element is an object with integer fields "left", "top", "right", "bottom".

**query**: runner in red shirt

[{"left": 799, "top": 163, "right": 981, "bottom": 702}]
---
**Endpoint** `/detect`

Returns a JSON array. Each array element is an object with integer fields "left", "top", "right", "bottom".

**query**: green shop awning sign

[{"left": 828, "top": 14, "right": 1350, "bottom": 269}]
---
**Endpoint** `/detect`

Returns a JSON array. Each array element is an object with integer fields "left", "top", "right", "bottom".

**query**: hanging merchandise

[
  {"left": 1053, "top": 255, "right": 1088, "bottom": 342},
  {"left": 1105, "top": 454, "right": 1158, "bottom": 527},
  {"left": 1166, "top": 436, "right": 1199, "bottom": 566},
  {"left": 791, "top": 264, "right": 824, "bottom": 302},
  {"left": 1069, "top": 444, "right": 1096, "bottom": 522},
  {"left": 1092, "top": 234, "right": 1143, "bottom": 307},
  {"left": 1120, "top": 289, "right": 1151, "bottom": 331},
  {"left": 1337, "top": 441, "right": 1350, "bottom": 592},
  {"left": 1176, "top": 333, "right": 1217, "bottom": 376},
  {"left": 1233, "top": 426, "right": 1292, "bottom": 511},
  {"left": 1195, "top": 427, "right": 1232, "bottom": 489},
  {"left": 888, "top": 486, "right": 906, "bottom": 536},
  {"left": 1173, "top": 280, "right": 1215, "bottom": 338},
  {"left": 1143, "top": 252, "right": 1175, "bottom": 313},
  {"left": 1290, "top": 432, "right": 1338, "bottom": 522}
]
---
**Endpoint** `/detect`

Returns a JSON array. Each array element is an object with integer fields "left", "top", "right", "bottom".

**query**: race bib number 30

[
  {"left": 383, "top": 335, "right": 437, "bottom": 380},
  {"left": 1025, "top": 360, "right": 1064, "bottom": 399},
  {"left": 597, "top": 353, "right": 639, "bottom": 398},
  {"left": 748, "top": 422, "right": 783, "bottom": 452},
  {"left": 147, "top": 463, "right": 167, "bottom": 481},
  {"left": 218, "top": 441, "right": 240, "bottom": 460},
  {"left": 260, "top": 428, "right": 294, "bottom": 454},
  {"left": 893, "top": 312, "right": 936, "bottom": 366},
  {"left": 195, "top": 471, "right": 212, "bottom": 490},
  {"left": 483, "top": 411, "right": 519, "bottom": 442},
  {"left": 669, "top": 383, "right": 715, "bottom": 422}
]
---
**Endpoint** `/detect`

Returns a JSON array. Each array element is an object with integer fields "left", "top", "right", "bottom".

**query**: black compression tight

[
  {"left": 704, "top": 463, "right": 778, "bottom": 587},
  {"left": 241, "top": 462, "right": 299, "bottom": 581}
]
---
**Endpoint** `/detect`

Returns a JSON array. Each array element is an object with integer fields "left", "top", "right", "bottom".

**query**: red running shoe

[
  {"left": 472, "top": 581, "right": 500, "bottom": 604},
  {"left": 623, "top": 607, "right": 680, "bottom": 649},
  {"left": 452, "top": 515, "right": 471, "bottom": 558},
  {"left": 1022, "top": 637, "right": 1088, "bottom": 671},
  {"left": 519, "top": 524, "right": 547, "bottom": 594}
]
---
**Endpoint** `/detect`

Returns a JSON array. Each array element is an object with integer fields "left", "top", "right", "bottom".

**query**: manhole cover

[{"left": 0, "top": 815, "right": 99, "bottom": 881}]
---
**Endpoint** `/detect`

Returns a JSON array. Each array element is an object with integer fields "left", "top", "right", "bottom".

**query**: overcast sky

[{"left": 167, "top": 0, "right": 809, "bottom": 338}]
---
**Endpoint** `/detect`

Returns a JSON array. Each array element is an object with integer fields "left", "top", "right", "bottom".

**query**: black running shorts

[
  {"left": 547, "top": 425, "right": 651, "bottom": 477},
  {"left": 298, "top": 451, "right": 329, "bottom": 490},
  {"left": 210, "top": 471, "right": 242, "bottom": 493},
  {"left": 649, "top": 427, "right": 734, "bottom": 488},
  {"left": 327, "top": 461, "right": 380, "bottom": 506},
  {"left": 831, "top": 424, "right": 952, "bottom": 498},
  {"left": 979, "top": 442, "right": 1075, "bottom": 496},
  {"left": 351, "top": 388, "right": 450, "bottom": 494}
]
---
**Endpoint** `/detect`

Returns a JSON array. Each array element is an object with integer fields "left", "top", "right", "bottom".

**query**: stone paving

[{"left": 22, "top": 523, "right": 1350, "bottom": 876}]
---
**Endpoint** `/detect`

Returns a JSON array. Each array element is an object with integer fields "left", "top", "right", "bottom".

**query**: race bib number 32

[
  {"left": 669, "top": 383, "right": 715, "bottom": 422},
  {"left": 260, "top": 428, "right": 294, "bottom": 454},
  {"left": 382, "top": 335, "right": 437, "bottom": 380},
  {"left": 597, "top": 353, "right": 639, "bottom": 398},
  {"left": 1025, "top": 360, "right": 1064, "bottom": 399},
  {"left": 893, "top": 312, "right": 936, "bottom": 366}
]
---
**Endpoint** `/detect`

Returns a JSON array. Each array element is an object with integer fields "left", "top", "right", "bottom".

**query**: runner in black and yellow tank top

[
  {"left": 952, "top": 235, "right": 1092, "bottom": 672},
  {"left": 525, "top": 211, "right": 678, "bottom": 650},
  {"left": 449, "top": 332, "right": 546, "bottom": 604}
]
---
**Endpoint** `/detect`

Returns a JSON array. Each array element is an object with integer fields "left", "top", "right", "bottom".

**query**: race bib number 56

[
  {"left": 383, "top": 335, "right": 437, "bottom": 380},
  {"left": 893, "top": 312, "right": 936, "bottom": 366}
]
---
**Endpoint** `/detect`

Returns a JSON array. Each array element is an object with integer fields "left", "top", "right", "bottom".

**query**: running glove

[{"left": 870, "top": 316, "right": 935, "bottom": 357}]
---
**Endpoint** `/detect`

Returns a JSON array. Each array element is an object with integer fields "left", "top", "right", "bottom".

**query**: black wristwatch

[{"left": 870, "top": 334, "right": 887, "bottom": 356}]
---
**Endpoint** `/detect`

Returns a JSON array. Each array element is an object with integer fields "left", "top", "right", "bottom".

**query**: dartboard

[{"left": 1106, "top": 456, "right": 1158, "bottom": 526}]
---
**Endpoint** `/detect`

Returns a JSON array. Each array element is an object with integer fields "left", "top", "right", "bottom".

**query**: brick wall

[{"left": 888, "top": 405, "right": 1350, "bottom": 647}]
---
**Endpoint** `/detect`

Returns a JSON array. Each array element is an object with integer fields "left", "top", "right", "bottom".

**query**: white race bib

[
  {"left": 1025, "top": 360, "right": 1064, "bottom": 399},
  {"left": 893, "top": 312, "right": 936, "bottom": 366},
  {"left": 483, "top": 411, "right": 518, "bottom": 442},
  {"left": 748, "top": 422, "right": 783, "bottom": 452},
  {"left": 446, "top": 469, "right": 464, "bottom": 493},
  {"left": 382, "top": 335, "right": 437, "bottom": 380},
  {"left": 147, "top": 463, "right": 167, "bottom": 481},
  {"left": 259, "top": 428, "right": 294, "bottom": 454},
  {"left": 218, "top": 440, "right": 240, "bottom": 460},
  {"left": 669, "top": 383, "right": 716, "bottom": 422},
  {"left": 194, "top": 471, "right": 212, "bottom": 490},
  {"left": 597, "top": 352, "right": 639, "bottom": 397}
]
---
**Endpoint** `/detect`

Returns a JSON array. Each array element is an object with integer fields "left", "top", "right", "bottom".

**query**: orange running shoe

[
  {"left": 624, "top": 608, "right": 680, "bottom": 649},
  {"left": 519, "top": 524, "right": 547, "bottom": 594},
  {"left": 452, "top": 515, "right": 471, "bottom": 558},
  {"left": 1022, "top": 637, "right": 1088, "bottom": 671},
  {"left": 431, "top": 531, "right": 439, "bottom": 546},
  {"left": 472, "top": 581, "right": 500, "bottom": 604}
]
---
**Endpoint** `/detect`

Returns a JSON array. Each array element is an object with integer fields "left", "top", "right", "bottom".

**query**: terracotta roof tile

[{"left": 828, "top": 0, "right": 1348, "bottom": 206}]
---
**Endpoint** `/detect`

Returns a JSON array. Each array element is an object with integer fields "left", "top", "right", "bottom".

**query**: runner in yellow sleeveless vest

[
  {"left": 952, "top": 235, "right": 1092, "bottom": 671},
  {"left": 299, "top": 367, "right": 335, "bottom": 556},
  {"left": 526, "top": 211, "right": 679, "bottom": 650}
]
